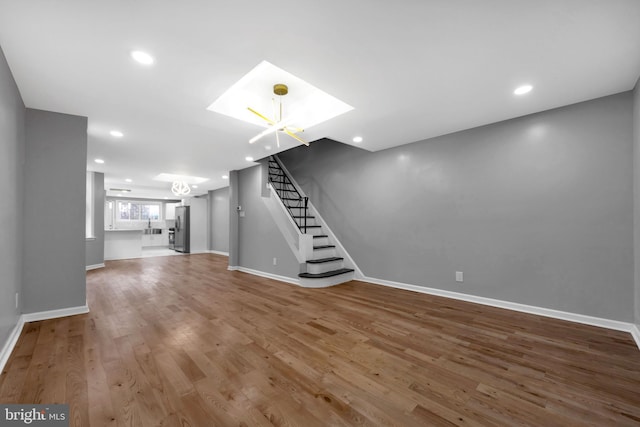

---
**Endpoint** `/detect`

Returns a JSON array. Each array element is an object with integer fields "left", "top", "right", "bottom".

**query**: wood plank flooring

[{"left": 1, "top": 253, "right": 639, "bottom": 426}]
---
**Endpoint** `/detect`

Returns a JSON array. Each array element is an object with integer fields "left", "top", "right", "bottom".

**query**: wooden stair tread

[
  {"left": 306, "top": 257, "right": 344, "bottom": 264},
  {"left": 299, "top": 268, "right": 354, "bottom": 279},
  {"left": 313, "top": 244, "right": 335, "bottom": 249},
  {"left": 313, "top": 235, "right": 328, "bottom": 238}
]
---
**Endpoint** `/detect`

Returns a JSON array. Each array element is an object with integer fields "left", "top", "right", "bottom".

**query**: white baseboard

[
  {"left": 208, "top": 250, "right": 229, "bottom": 256},
  {"left": 230, "top": 266, "right": 299, "bottom": 286},
  {"left": 0, "top": 317, "right": 25, "bottom": 376},
  {"left": 21, "top": 304, "right": 90, "bottom": 323},
  {"left": 631, "top": 324, "right": 640, "bottom": 350},
  {"left": 0, "top": 304, "right": 90, "bottom": 374},
  {"left": 362, "top": 276, "right": 640, "bottom": 350},
  {"left": 86, "top": 263, "right": 105, "bottom": 271}
]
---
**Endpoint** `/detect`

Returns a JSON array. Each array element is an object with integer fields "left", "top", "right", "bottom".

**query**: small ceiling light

[
  {"left": 353, "top": 136, "right": 363, "bottom": 143},
  {"left": 110, "top": 130, "right": 124, "bottom": 138},
  {"left": 131, "top": 50, "right": 154, "bottom": 65},
  {"left": 163, "top": 197, "right": 169, "bottom": 200},
  {"left": 125, "top": 178, "right": 132, "bottom": 183},
  {"left": 245, "top": 156, "right": 254, "bottom": 162},
  {"left": 264, "top": 145, "right": 272, "bottom": 151},
  {"left": 514, "top": 85, "right": 533, "bottom": 95},
  {"left": 192, "top": 185, "right": 198, "bottom": 189},
  {"left": 222, "top": 175, "right": 229, "bottom": 179},
  {"left": 94, "top": 158, "right": 105, "bottom": 164}
]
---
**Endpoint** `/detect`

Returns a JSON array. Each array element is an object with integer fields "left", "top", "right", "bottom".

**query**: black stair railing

[{"left": 267, "top": 156, "right": 309, "bottom": 234}]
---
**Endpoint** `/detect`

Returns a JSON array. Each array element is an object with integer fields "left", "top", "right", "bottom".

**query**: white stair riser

[
  {"left": 304, "top": 227, "right": 324, "bottom": 236},
  {"left": 307, "top": 260, "right": 344, "bottom": 274},
  {"left": 299, "top": 271, "right": 355, "bottom": 288},
  {"left": 312, "top": 236, "right": 329, "bottom": 246},
  {"left": 312, "top": 247, "right": 336, "bottom": 259}
]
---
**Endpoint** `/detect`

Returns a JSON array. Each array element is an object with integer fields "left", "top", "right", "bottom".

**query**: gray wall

[
  {"left": 634, "top": 79, "right": 640, "bottom": 326},
  {"left": 86, "top": 171, "right": 104, "bottom": 267},
  {"left": 0, "top": 46, "right": 25, "bottom": 345},
  {"left": 209, "top": 187, "right": 230, "bottom": 253},
  {"left": 280, "top": 92, "right": 634, "bottom": 322},
  {"left": 237, "top": 164, "right": 299, "bottom": 277},
  {"left": 23, "top": 109, "right": 87, "bottom": 313}
]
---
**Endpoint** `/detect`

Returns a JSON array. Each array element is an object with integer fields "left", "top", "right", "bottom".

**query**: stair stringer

[
  {"left": 273, "top": 155, "right": 365, "bottom": 282},
  {"left": 261, "top": 182, "right": 314, "bottom": 265}
]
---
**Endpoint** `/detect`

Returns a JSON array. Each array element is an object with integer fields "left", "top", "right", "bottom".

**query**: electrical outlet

[
  {"left": 15, "top": 292, "right": 19, "bottom": 309},
  {"left": 455, "top": 271, "right": 464, "bottom": 282},
  {"left": 273, "top": 257, "right": 277, "bottom": 266}
]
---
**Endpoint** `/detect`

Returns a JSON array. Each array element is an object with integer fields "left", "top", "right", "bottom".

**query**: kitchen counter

[{"left": 104, "top": 229, "right": 143, "bottom": 260}]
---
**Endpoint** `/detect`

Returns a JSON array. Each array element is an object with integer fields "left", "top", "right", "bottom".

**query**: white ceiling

[{"left": 1, "top": 0, "right": 639, "bottom": 199}]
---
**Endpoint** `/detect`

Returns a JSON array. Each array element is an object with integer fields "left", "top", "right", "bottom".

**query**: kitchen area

[{"left": 103, "top": 197, "right": 208, "bottom": 260}]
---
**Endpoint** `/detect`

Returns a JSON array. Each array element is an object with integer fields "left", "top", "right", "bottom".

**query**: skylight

[{"left": 207, "top": 61, "right": 353, "bottom": 131}]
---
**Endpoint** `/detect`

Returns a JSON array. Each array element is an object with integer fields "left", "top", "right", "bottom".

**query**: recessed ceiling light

[
  {"left": 192, "top": 185, "right": 198, "bottom": 189},
  {"left": 131, "top": 50, "right": 154, "bottom": 65},
  {"left": 514, "top": 84, "right": 533, "bottom": 95},
  {"left": 164, "top": 197, "right": 168, "bottom": 200},
  {"left": 110, "top": 130, "right": 124, "bottom": 138},
  {"left": 125, "top": 178, "right": 132, "bottom": 183},
  {"left": 117, "top": 193, "right": 123, "bottom": 197},
  {"left": 353, "top": 136, "right": 363, "bottom": 143},
  {"left": 94, "top": 158, "right": 105, "bottom": 164},
  {"left": 245, "top": 156, "right": 254, "bottom": 162},
  {"left": 222, "top": 175, "right": 229, "bottom": 179},
  {"left": 264, "top": 145, "right": 272, "bottom": 151}
]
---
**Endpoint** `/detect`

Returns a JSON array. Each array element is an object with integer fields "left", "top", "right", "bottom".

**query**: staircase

[{"left": 267, "top": 156, "right": 355, "bottom": 287}]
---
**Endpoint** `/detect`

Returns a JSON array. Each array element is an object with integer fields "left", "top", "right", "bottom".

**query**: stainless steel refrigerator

[{"left": 174, "top": 205, "right": 190, "bottom": 253}]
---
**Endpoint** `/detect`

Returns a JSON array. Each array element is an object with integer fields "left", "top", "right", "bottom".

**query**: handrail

[{"left": 267, "top": 156, "right": 309, "bottom": 234}]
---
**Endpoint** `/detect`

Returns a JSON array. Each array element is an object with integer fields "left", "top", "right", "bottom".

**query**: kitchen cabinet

[
  {"left": 165, "top": 202, "right": 180, "bottom": 220},
  {"left": 105, "top": 229, "right": 142, "bottom": 260},
  {"left": 142, "top": 231, "right": 168, "bottom": 247}
]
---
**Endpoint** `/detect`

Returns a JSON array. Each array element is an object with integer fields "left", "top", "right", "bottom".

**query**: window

[{"left": 117, "top": 201, "right": 161, "bottom": 221}]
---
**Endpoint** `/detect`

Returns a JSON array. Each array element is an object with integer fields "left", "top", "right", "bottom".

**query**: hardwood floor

[{"left": 1, "top": 253, "right": 639, "bottom": 426}]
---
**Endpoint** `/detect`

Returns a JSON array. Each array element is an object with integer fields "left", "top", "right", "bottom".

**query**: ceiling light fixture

[
  {"left": 222, "top": 175, "right": 229, "bottom": 179},
  {"left": 207, "top": 60, "right": 353, "bottom": 142},
  {"left": 192, "top": 185, "right": 198, "bottom": 189},
  {"left": 353, "top": 136, "right": 363, "bottom": 143},
  {"left": 125, "top": 178, "right": 132, "bottom": 183},
  {"left": 131, "top": 50, "right": 154, "bottom": 65},
  {"left": 110, "top": 130, "right": 124, "bottom": 138},
  {"left": 245, "top": 156, "right": 254, "bottom": 162},
  {"left": 248, "top": 84, "right": 308, "bottom": 148},
  {"left": 514, "top": 84, "right": 533, "bottom": 95},
  {"left": 171, "top": 181, "right": 191, "bottom": 196},
  {"left": 94, "top": 158, "right": 105, "bottom": 164}
]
